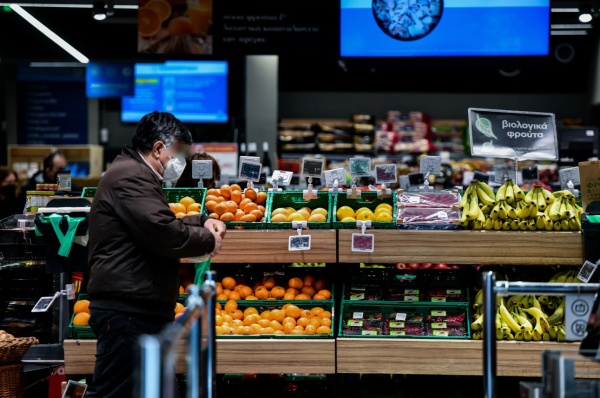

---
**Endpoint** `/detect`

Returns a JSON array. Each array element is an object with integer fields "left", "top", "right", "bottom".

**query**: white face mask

[{"left": 158, "top": 145, "right": 186, "bottom": 182}]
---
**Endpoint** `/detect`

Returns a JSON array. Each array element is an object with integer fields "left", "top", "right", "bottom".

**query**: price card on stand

[
  {"left": 559, "top": 167, "right": 581, "bottom": 189},
  {"left": 238, "top": 159, "right": 262, "bottom": 182},
  {"left": 350, "top": 157, "right": 371, "bottom": 177},
  {"left": 323, "top": 168, "right": 346, "bottom": 187},
  {"left": 270, "top": 170, "right": 293, "bottom": 186},
  {"left": 468, "top": 108, "right": 558, "bottom": 161},
  {"left": 419, "top": 156, "right": 442, "bottom": 175},
  {"left": 375, "top": 164, "right": 397, "bottom": 184},
  {"left": 301, "top": 158, "right": 324, "bottom": 178},
  {"left": 521, "top": 166, "right": 539, "bottom": 183},
  {"left": 192, "top": 160, "right": 213, "bottom": 179},
  {"left": 494, "top": 166, "right": 516, "bottom": 185},
  {"left": 352, "top": 233, "right": 374, "bottom": 252}
]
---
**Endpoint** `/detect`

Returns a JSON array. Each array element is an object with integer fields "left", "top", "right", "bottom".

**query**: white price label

[
  {"left": 395, "top": 313, "right": 407, "bottom": 321},
  {"left": 192, "top": 160, "right": 213, "bottom": 179},
  {"left": 578, "top": 261, "right": 598, "bottom": 283},
  {"left": 408, "top": 196, "right": 420, "bottom": 204},
  {"left": 559, "top": 167, "right": 580, "bottom": 189},
  {"left": 420, "top": 156, "right": 442, "bottom": 175},
  {"left": 288, "top": 235, "right": 311, "bottom": 251},
  {"left": 323, "top": 168, "right": 346, "bottom": 187},
  {"left": 353, "top": 312, "right": 363, "bottom": 319},
  {"left": 271, "top": 170, "right": 293, "bottom": 186},
  {"left": 352, "top": 233, "right": 374, "bottom": 252}
]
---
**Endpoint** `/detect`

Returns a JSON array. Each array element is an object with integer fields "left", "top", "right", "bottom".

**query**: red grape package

[
  {"left": 397, "top": 191, "right": 460, "bottom": 208},
  {"left": 397, "top": 208, "right": 460, "bottom": 225},
  {"left": 345, "top": 284, "right": 384, "bottom": 301},
  {"left": 424, "top": 309, "right": 467, "bottom": 337},
  {"left": 387, "top": 286, "right": 425, "bottom": 302},
  {"left": 427, "top": 288, "right": 467, "bottom": 302},
  {"left": 383, "top": 310, "right": 426, "bottom": 336},
  {"left": 343, "top": 311, "right": 383, "bottom": 336}
]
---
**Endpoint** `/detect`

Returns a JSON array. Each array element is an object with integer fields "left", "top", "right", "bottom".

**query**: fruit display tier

[
  {"left": 63, "top": 339, "right": 600, "bottom": 377},
  {"left": 178, "top": 229, "right": 584, "bottom": 265}
]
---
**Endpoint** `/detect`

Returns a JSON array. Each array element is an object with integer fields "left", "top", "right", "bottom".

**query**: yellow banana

[
  {"left": 477, "top": 181, "right": 495, "bottom": 198},
  {"left": 499, "top": 303, "right": 522, "bottom": 333},
  {"left": 524, "top": 189, "right": 534, "bottom": 204},
  {"left": 484, "top": 217, "right": 494, "bottom": 230},
  {"left": 513, "top": 181, "right": 525, "bottom": 201},
  {"left": 537, "top": 189, "right": 546, "bottom": 211},
  {"left": 505, "top": 182, "right": 514, "bottom": 205},
  {"left": 493, "top": 219, "right": 502, "bottom": 230},
  {"left": 510, "top": 219, "right": 520, "bottom": 230},
  {"left": 477, "top": 188, "right": 496, "bottom": 206},
  {"left": 502, "top": 220, "right": 511, "bottom": 230},
  {"left": 516, "top": 205, "right": 531, "bottom": 219},
  {"left": 496, "top": 182, "right": 507, "bottom": 202},
  {"left": 468, "top": 191, "right": 480, "bottom": 220}
]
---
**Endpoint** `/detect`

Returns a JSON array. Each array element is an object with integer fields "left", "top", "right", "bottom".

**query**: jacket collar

[{"left": 122, "top": 146, "right": 163, "bottom": 183}]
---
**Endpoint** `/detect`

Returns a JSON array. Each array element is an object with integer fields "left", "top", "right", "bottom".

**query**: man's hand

[
  {"left": 210, "top": 232, "right": 222, "bottom": 257},
  {"left": 204, "top": 218, "right": 227, "bottom": 239}
]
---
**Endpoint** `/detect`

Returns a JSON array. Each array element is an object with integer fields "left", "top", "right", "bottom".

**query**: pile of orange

[
  {"left": 206, "top": 185, "right": 267, "bottom": 223},
  {"left": 216, "top": 275, "right": 332, "bottom": 301},
  {"left": 169, "top": 196, "right": 202, "bottom": 218},
  {"left": 73, "top": 299, "right": 91, "bottom": 326},
  {"left": 216, "top": 301, "right": 332, "bottom": 336}
]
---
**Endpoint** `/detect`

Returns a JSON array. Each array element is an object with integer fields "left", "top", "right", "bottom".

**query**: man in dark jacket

[{"left": 86, "top": 111, "right": 226, "bottom": 397}]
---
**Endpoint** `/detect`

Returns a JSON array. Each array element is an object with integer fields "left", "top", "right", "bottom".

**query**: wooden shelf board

[
  {"left": 338, "top": 230, "right": 584, "bottom": 265},
  {"left": 337, "top": 338, "right": 600, "bottom": 377},
  {"left": 64, "top": 338, "right": 336, "bottom": 375},
  {"left": 182, "top": 230, "right": 337, "bottom": 264}
]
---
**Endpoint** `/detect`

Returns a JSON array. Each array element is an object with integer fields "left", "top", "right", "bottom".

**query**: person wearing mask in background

[
  {"left": 0, "top": 167, "right": 20, "bottom": 220},
  {"left": 86, "top": 111, "right": 226, "bottom": 397},
  {"left": 175, "top": 153, "right": 221, "bottom": 189}
]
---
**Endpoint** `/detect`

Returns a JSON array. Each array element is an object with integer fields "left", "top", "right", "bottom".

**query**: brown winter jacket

[{"left": 87, "top": 146, "right": 215, "bottom": 320}]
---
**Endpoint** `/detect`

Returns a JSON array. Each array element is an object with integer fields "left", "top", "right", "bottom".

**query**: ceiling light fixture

[
  {"left": 580, "top": 12, "right": 593, "bottom": 22},
  {"left": 9, "top": 4, "right": 89, "bottom": 63},
  {"left": 93, "top": 1, "right": 106, "bottom": 20}
]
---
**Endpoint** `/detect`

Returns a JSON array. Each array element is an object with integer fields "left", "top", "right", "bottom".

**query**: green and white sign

[{"left": 468, "top": 108, "right": 558, "bottom": 161}]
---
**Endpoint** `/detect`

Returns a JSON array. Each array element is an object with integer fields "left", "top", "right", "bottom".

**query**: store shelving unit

[{"left": 62, "top": 229, "right": 593, "bottom": 377}]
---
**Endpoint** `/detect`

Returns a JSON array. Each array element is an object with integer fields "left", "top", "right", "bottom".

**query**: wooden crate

[
  {"left": 338, "top": 230, "right": 584, "bottom": 265},
  {"left": 181, "top": 230, "right": 338, "bottom": 264},
  {"left": 336, "top": 339, "right": 600, "bottom": 378},
  {"left": 64, "top": 338, "right": 336, "bottom": 375}
]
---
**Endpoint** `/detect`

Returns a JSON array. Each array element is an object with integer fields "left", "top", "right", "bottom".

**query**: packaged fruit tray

[
  {"left": 217, "top": 301, "right": 335, "bottom": 339},
  {"left": 266, "top": 191, "right": 332, "bottom": 230},
  {"left": 204, "top": 187, "right": 268, "bottom": 229},
  {"left": 214, "top": 267, "right": 334, "bottom": 306},
  {"left": 82, "top": 187, "right": 207, "bottom": 215},
  {"left": 339, "top": 302, "right": 470, "bottom": 339},
  {"left": 332, "top": 191, "right": 397, "bottom": 230},
  {"left": 397, "top": 190, "right": 460, "bottom": 208}
]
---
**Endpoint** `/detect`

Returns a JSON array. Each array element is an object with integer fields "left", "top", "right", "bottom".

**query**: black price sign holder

[
  {"left": 301, "top": 158, "right": 324, "bottom": 201},
  {"left": 469, "top": 108, "right": 558, "bottom": 181}
]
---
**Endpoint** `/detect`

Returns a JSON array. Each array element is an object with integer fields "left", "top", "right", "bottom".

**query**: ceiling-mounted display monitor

[
  {"left": 121, "top": 61, "right": 228, "bottom": 123},
  {"left": 341, "top": 0, "right": 550, "bottom": 57}
]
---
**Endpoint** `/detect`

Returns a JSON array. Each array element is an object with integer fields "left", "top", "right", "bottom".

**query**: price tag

[
  {"left": 352, "top": 233, "right": 374, "bottom": 252},
  {"left": 431, "top": 322, "right": 447, "bottom": 329},
  {"left": 390, "top": 331, "right": 406, "bottom": 336},
  {"left": 432, "top": 330, "right": 449, "bottom": 337},
  {"left": 404, "top": 295, "right": 419, "bottom": 302},
  {"left": 578, "top": 261, "right": 598, "bottom": 283},
  {"left": 238, "top": 159, "right": 262, "bottom": 182},
  {"left": 431, "top": 310, "right": 447, "bottom": 316},
  {"left": 301, "top": 158, "right": 324, "bottom": 178},
  {"left": 375, "top": 164, "right": 397, "bottom": 184},
  {"left": 436, "top": 211, "right": 448, "bottom": 219},
  {"left": 395, "top": 313, "right": 407, "bottom": 321},
  {"left": 431, "top": 297, "right": 447, "bottom": 302},
  {"left": 408, "top": 197, "right": 420, "bottom": 204},
  {"left": 350, "top": 157, "right": 372, "bottom": 177},
  {"left": 446, "top": 289, "right": 461, "bottom": 295},
  {"left": 559, "top": 167, "right": 581, "bottom": 189},
  {"left": 565, "top": 293, "right": 596, "bottom": 341},
  {"left": 462, "top": 171, "right": 475, "bottom": 186},
  {"left": 405, "top": 289, "right": 419, "bottom": 294},
  {"left": 521, "top": 166, "right": 539, "bottom": 183},
  {"left": 192, "top": 160, "right": 213, "bottom": 179},
  {"left": 352, "top": 312, "right": 363, "bottom": 319},
  {"left": 389, "top": 322, "right": 405, "bottom": 329},
  {"left": 288, "top": 235, "right": 311, "bottom": 251},
  {"left": 494, "top": 168, "right": 516, "bottom": 184},
  {"left": 348, "top": 320, "right": 364, "bottom": 327},
  {"left": 361, "top": 330, "right": 378, "bottom": 335},
  {"left": 271, "top": 170, "right": 293, "bottom": 186},
  {"left": 420, "top": 156, "right": 442, "bottom": 175},
  {"left": 323, "top": 168, "right": 346, "bottom": 187},
  {"left": 32, "top": 295, "right": 58, "bottom": 313},
  {"left": 468, "top": 108, "right": 558, "bottom": 161}
]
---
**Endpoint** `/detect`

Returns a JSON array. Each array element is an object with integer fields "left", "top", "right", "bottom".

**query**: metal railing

[
  {"left": 138, "top": 271, "right": 217, "bottom": 398},
  {"left": 482, "top": 272, "right": 600, "bottom": 398}
]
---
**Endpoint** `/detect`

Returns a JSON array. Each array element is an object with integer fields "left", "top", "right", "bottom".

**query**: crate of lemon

[
  {"left": 216, "top": 300, "right": 334, "bottom": 338},
  {"left": 333, "top": 191, "right": 397, "bottom": 229},
  {"left": 266, "top": 191, "right": 332, "bottom": 229}
]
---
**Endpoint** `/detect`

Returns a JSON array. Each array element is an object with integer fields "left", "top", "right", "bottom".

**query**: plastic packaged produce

[
  {"left": 343, "top": 312, "right": 383, "bottom": 335},
  {"left": 345, "top": 284, "right": 384, "bottom": 301},
  {"left": 427, "top": 288, "right": 467, "bottom": 302},
  {"left": 387, "top": 287, "right": 425, "bottom": 302},
  {"left": 397, "top": 207, "right": 459, "bottom": 224},
  {"left": 397, "top": 191, "right": 460, "bottom": 208}
]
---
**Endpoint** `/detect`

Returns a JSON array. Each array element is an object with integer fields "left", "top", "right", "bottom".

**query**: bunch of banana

[
  {"left": 459, "top": 180, "right": 496, "bottom": 229},
  {"left": 545, "top": 191, "right": 583, "bottom": 231},
  {"left": 548, "top": 268, "right": 584, "bottom": 283}
]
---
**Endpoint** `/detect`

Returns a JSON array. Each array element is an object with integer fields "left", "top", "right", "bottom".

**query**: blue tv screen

[
  {"left": 341, "top": 0, "right": 550, "bottom": 57},
  {"left": 121, "top": 61, "right": 228, "bottom": 123}
]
